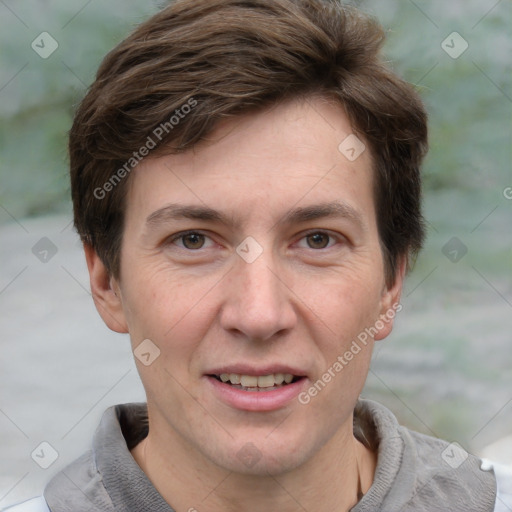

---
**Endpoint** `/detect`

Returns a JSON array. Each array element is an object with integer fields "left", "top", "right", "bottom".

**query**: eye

[
  {"left": 170, "top": 231, "right": 214, "bottom": 250},
  {"left": 297, "top": 231, "right": 338, "bottom": 250}
]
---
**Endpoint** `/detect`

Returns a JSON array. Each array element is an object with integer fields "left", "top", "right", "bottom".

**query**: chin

[{"left": 205, "top": 428, "right": 322, "bottom": 477}]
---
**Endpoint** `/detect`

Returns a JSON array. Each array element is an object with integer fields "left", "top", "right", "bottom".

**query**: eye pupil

[
  {"left": 307, "top": 233, "right": 329, "bottom": 249},
  {"left": 183, "top": 233, "right": 205, "bottom": 249}
]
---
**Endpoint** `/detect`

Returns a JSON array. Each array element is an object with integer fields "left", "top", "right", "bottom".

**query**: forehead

[{"left": 125, "top": 97, "right": 376, "bottom": 229}]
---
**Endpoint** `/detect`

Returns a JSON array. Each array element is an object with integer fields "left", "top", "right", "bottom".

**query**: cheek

[
  {"left": 294, "top": 264, "right": 383, "bottom": 335},
  {"left": 122, "top": 272, "right": 220, "bottom": 404},
  {"left": 295, "top": 275, "right": 378, "bottom": 426},
  {"left": 291, "top": 265, "right": 383, "bottom": 393},
  {"left": 120, "top": 259, "right": 217, "bottom": 350}
]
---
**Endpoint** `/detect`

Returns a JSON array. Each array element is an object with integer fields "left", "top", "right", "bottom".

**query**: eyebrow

[
  {"left": 146, "top": 203, "right": 233, "bottom": 227},
  {"left": 280, "top": 202, "right": 365, "bottom": 230},
  {"left": 145, "top": 201, "right": 365, "bottom": 231}
]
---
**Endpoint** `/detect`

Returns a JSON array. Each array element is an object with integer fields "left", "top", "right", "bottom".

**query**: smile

[
  {"left": 206, "top": 372, "right": 307, "bottom": 411},
  {"left": 212, "top": 373, "right": 297, "bottom": 391}
]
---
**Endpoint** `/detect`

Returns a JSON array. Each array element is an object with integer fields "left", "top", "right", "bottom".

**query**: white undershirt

[{"left": 482, "top": 459, "right": 512, "bottom": 512}]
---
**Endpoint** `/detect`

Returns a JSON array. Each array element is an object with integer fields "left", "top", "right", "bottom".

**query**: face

[{"left": 88, "top": 96, "right": 403, "bottom": 476}]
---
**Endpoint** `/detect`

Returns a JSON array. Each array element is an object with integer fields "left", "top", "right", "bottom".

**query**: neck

[{"left": 131, "top": 413, "right": 377, "bottom": 512}]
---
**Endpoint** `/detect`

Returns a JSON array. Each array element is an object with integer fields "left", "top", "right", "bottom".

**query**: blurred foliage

[
  {"left": 0, "top": 0, "right": 510, "bottom": 220},
  {"left": 0, "top": 1, "right": 161, "bottom": 218},
  {"left": 360, "top": 0, "right": 511, "bottom": 193}
]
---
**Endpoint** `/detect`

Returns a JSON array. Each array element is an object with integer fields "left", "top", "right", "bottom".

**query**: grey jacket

[{"left": 4, "top": 399, "right": 511, "bottom": 511}]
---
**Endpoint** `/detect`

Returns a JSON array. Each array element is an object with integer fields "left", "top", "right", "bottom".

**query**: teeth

[
  {"left": 240, "top": 375, "right": 258, "bottom": 387},
  {"left": 257, "top": 375, "right": 275, "bottom": 388},
  {"left": 217, "top": 373, "right": 296, "bottom": 387}
]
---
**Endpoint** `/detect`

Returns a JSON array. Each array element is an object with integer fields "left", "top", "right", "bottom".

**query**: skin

[{"left": 85, "top": 96, "right": 405, "bottom": 512}]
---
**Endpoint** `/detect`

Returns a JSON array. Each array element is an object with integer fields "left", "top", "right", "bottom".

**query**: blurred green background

[{"left": 0, "top": 0, "right": 511, "bottom": 461}]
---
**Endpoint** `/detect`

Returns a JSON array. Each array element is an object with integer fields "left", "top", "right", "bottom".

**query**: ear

[
  {"left": 374, "top": 256, "right": 406, "bottom": 341},
  {"left": 83, "top": 244, "right": 128, "bottom": 334}
]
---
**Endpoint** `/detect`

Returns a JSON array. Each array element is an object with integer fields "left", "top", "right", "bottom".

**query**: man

[{"left": 5, "top": 0, "right": 511, "bottom": 510}]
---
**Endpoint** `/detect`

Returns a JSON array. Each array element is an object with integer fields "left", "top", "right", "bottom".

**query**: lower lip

[{"left": 205, "top": 376, "right": 307, "bottom": 412}]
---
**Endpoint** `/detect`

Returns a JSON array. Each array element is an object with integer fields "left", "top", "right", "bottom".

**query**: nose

[{"left": 219, "top": 247, "right": 297, "bottom": 341}]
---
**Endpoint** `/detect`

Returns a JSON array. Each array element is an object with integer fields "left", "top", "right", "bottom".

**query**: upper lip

[{"left": 206, "top": 364, "right": 307, "bottom": 377}]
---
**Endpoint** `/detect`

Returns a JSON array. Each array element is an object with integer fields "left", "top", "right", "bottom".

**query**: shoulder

[
  {"left": 1, "top": 497, "right": 50, "bottom": 512},
  {"left": 403, "top": 427, "right": 511, "bottom": 512},
  {"left": 395, "top": 426, "right": 497, "bottom": 510},
  {"left": 355, "top": 400, "right": 498, "bottom": 511}
]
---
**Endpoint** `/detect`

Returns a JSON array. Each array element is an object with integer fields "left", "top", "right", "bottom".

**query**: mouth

[
  {"left": 205, "top": 365, "right": 308, "bottom": 411},
  {"left": 209, "top": 372, "right": 303, "bottom": 392}
]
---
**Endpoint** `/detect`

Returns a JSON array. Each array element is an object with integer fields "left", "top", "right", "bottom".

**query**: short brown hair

[{"left": 70, "top": 0, "right": 428, "bottom": 286}]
